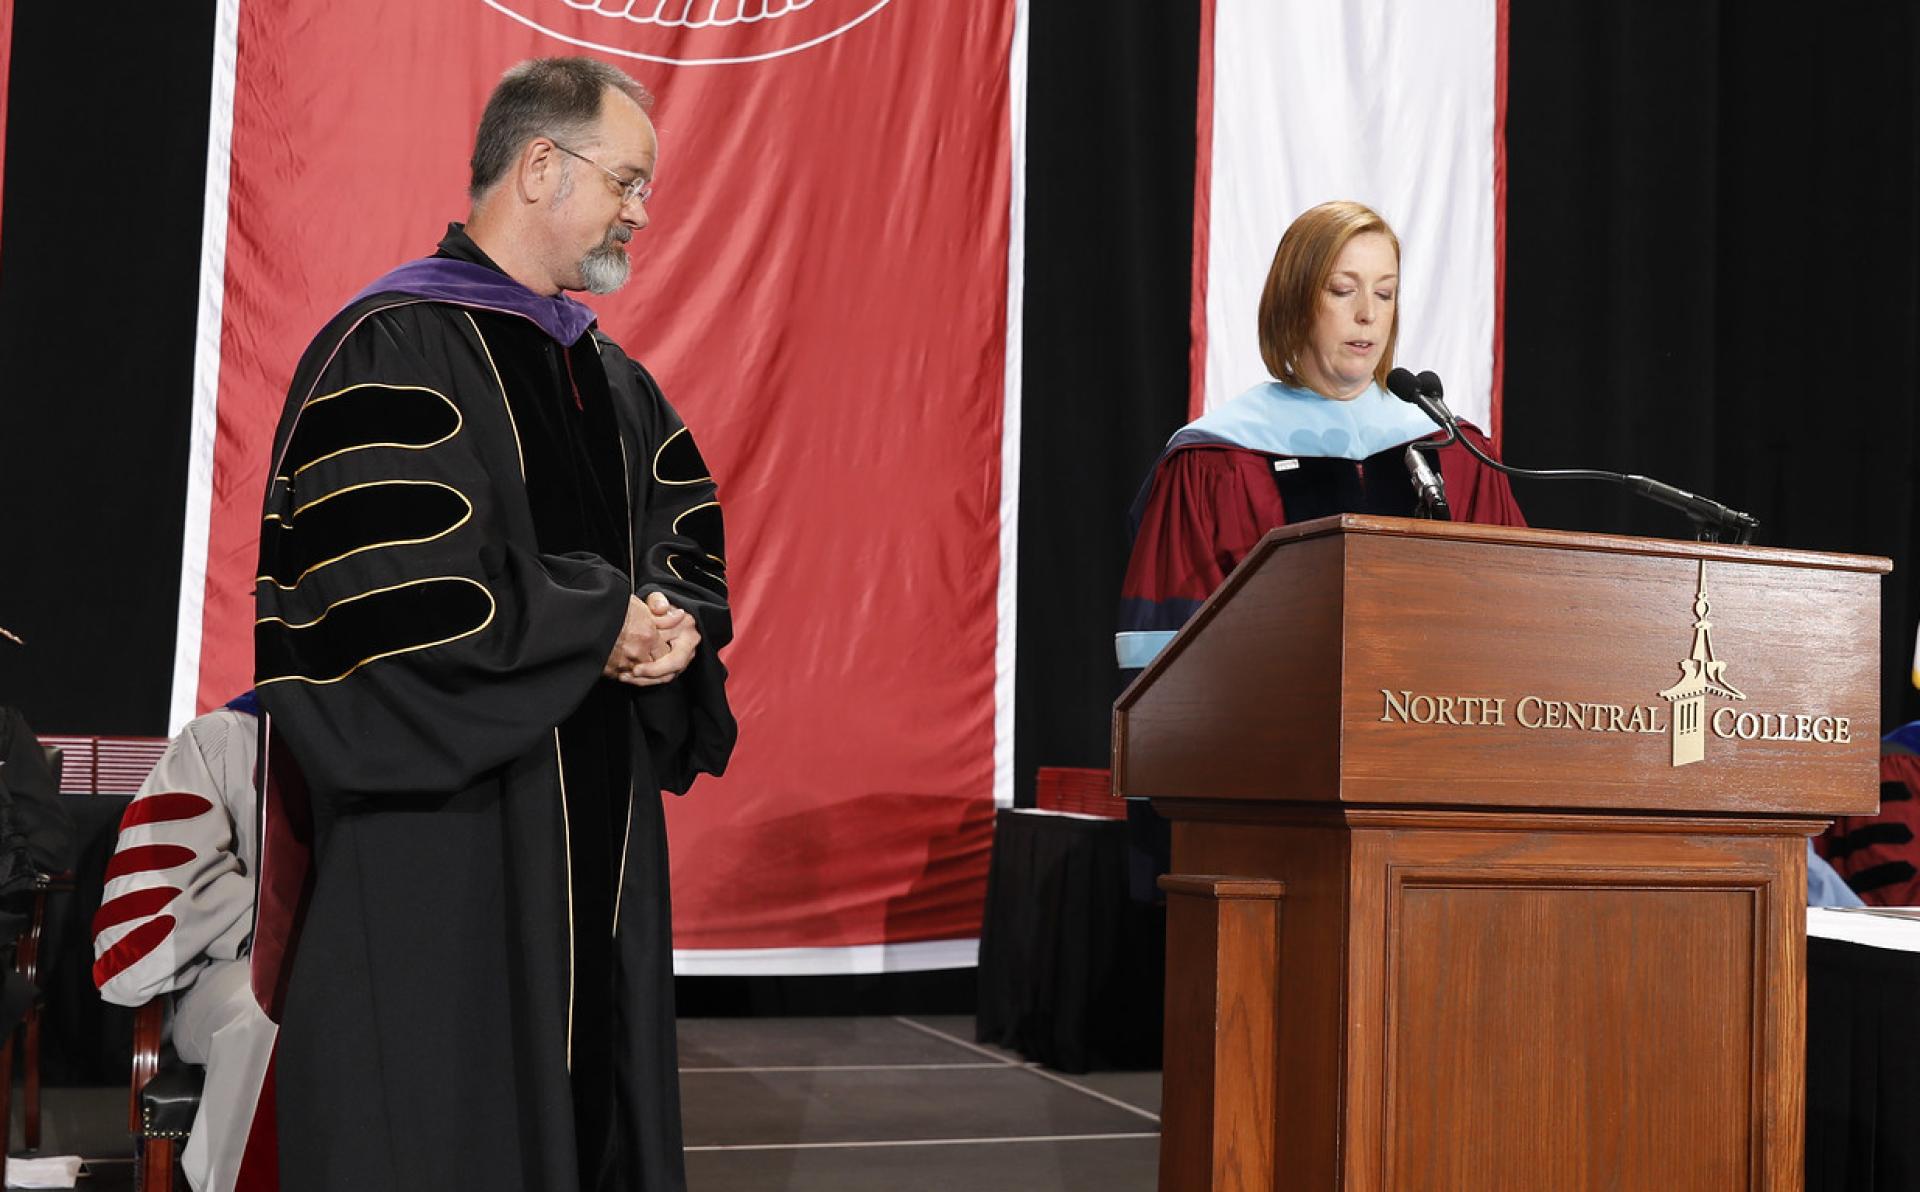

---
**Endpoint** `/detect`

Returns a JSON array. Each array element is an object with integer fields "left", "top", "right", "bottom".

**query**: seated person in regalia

[{"left": 93, "top": 694, "right": 276, "bottom": 1192}]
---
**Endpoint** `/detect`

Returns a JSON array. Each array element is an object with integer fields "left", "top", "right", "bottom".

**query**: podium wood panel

[
  {"left": 1339, "top": 533, "right": 1877, "bottom": 811},
  {"left": 1158, "top": 877, "right": 1286, "bottom": 1192},
  {"left": 1389, "top": 885, "right": 1755, "bottom": 1188},
  {"left": 1115, "top": 515, "right": 1887, "bottom": 816},
  {"left": 1170, "top": 808, "right": 1811, "bottom": 1192}
]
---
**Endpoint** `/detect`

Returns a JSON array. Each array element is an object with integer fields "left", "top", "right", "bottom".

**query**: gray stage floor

[{"left": 8, "top": 1016, "right": 1161, "bottom": 1191}]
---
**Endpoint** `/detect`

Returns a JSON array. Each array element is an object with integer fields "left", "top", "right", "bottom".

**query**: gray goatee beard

[{"left": 579, "top": 227, "right": 632, "bottom": 295}]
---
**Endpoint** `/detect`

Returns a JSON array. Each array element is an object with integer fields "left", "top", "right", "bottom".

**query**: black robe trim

[
  {"left": 256, "top": 576, "right": 495, "bottom": 686},
  {"left": 258, "top": 480, "right": 472, "bottom": 590},
  {"left": 275, "top": 382, "right": 462, "bottom": 479}
]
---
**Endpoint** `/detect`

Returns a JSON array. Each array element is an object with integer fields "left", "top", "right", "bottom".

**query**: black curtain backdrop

[
  {"left": 3, "top": 0, "right": 1916, "bottom": 756},
  {"left": 1503, "top": 3, "right": 1920, "bottom": 731},
  {"left": 0, "top": 1, "right": 214, "bottom": 732},
  {"left": 1013, "top": 1, "right": 1201, "bottom": 802}
]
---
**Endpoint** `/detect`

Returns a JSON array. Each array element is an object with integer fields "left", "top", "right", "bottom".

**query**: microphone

[
  {"left": 1402, "top": 443, "right": 1451, "bottom": 519},
  {"left": 1388, "top": 367, "right": 1456, "bottom": 518},
  {"left": 1384, "top": 367, "right": 1760, "bottom": 544},
  {"left": 1386, "top": 367, "right": 1457, "bottom": 445},
  {"left": 1618, "top": 475, "right": 1762, "bottom": 537}
]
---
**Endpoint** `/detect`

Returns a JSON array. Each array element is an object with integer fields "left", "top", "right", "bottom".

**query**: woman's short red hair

[{"left": 1257, "top": 201, "right": 1401, "bottom": 390}]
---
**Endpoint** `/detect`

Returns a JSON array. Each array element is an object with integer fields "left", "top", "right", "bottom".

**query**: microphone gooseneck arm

[
  {"left": 1383, "top": 368, "right": 1760, "bottom": 544},
  {"left": 1402, "top": 443, "right": 1451, "bottom": 520}
]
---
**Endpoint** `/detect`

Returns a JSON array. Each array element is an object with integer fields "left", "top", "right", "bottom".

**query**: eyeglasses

[{"left": 551, "top": 141, "right": 654, "bottom": 207}]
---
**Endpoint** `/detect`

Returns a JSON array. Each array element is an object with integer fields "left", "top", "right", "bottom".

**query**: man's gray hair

[{"left": 469, "top": 58, "right": 654, "bottom": 201}]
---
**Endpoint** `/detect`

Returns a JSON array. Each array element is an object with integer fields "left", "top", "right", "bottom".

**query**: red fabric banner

[{"left": 189, "top": 0, "right": 1015, "bottom": 963}]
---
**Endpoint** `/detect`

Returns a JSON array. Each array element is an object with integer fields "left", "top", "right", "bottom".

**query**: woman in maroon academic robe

[{"left": 1117, "top": 200, "right": 1525, "bottom": 669}]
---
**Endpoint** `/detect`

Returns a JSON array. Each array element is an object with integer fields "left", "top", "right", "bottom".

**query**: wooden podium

[{"left": 1113, "top": 515, "right": 1888, "bottom": 1192}]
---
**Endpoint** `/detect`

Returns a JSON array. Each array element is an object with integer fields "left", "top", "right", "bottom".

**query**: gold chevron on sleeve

[
  {"left": 283, "top": 383, "right": 463, "bottom": 479},
  {"left": 255, "top": 480, "right": 474, "bottom": 591},
  {"left": 255, "top": 576, "right": 496, "bottom": 687},
  {"left": 671, "top": 501, "right": 720, "bottom": 535},
  {"left": 665, "top": 553, "right": 728, "bottom": 590},
  {"left": 652, "top": 427, "right": 712, "bottom": 486}
]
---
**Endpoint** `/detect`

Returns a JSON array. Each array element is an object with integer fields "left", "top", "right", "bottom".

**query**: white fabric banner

[{"left": 1202, "top": 0, "right": 1500, "bottom": 432}]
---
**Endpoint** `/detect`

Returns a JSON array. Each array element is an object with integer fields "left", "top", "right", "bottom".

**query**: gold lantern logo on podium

[{"left": 1657, "top": 561, "right": 1745, "bottom": 767}]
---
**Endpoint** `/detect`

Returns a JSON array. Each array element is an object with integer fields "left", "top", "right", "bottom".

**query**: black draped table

[
  {"left": 41, "top": 793, "right": 135, "bottom": 1084},
  {"left": 1806, "top": 910, "right": 1920, "bottom": 1192},
  {"left": 974, "top": 808, "right": 1162, "bottom": 1074}
]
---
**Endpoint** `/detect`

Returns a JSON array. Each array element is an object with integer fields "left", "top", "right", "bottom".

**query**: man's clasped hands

[{"left": 605, "top": 591, "right": 700, "bottom": 686}]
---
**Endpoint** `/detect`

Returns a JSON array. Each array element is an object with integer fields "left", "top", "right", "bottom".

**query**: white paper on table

[
  {"left": 3, "top": 1155, "right": 84, "bottom": 1188},
  {"left": 1808, "top": 906, "right": 1920, "bottom": 954}
]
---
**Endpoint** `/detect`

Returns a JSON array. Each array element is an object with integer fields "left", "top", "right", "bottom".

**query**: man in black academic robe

[{"left": 253, "top": 59, "right": 734, "bottom": 1192}]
